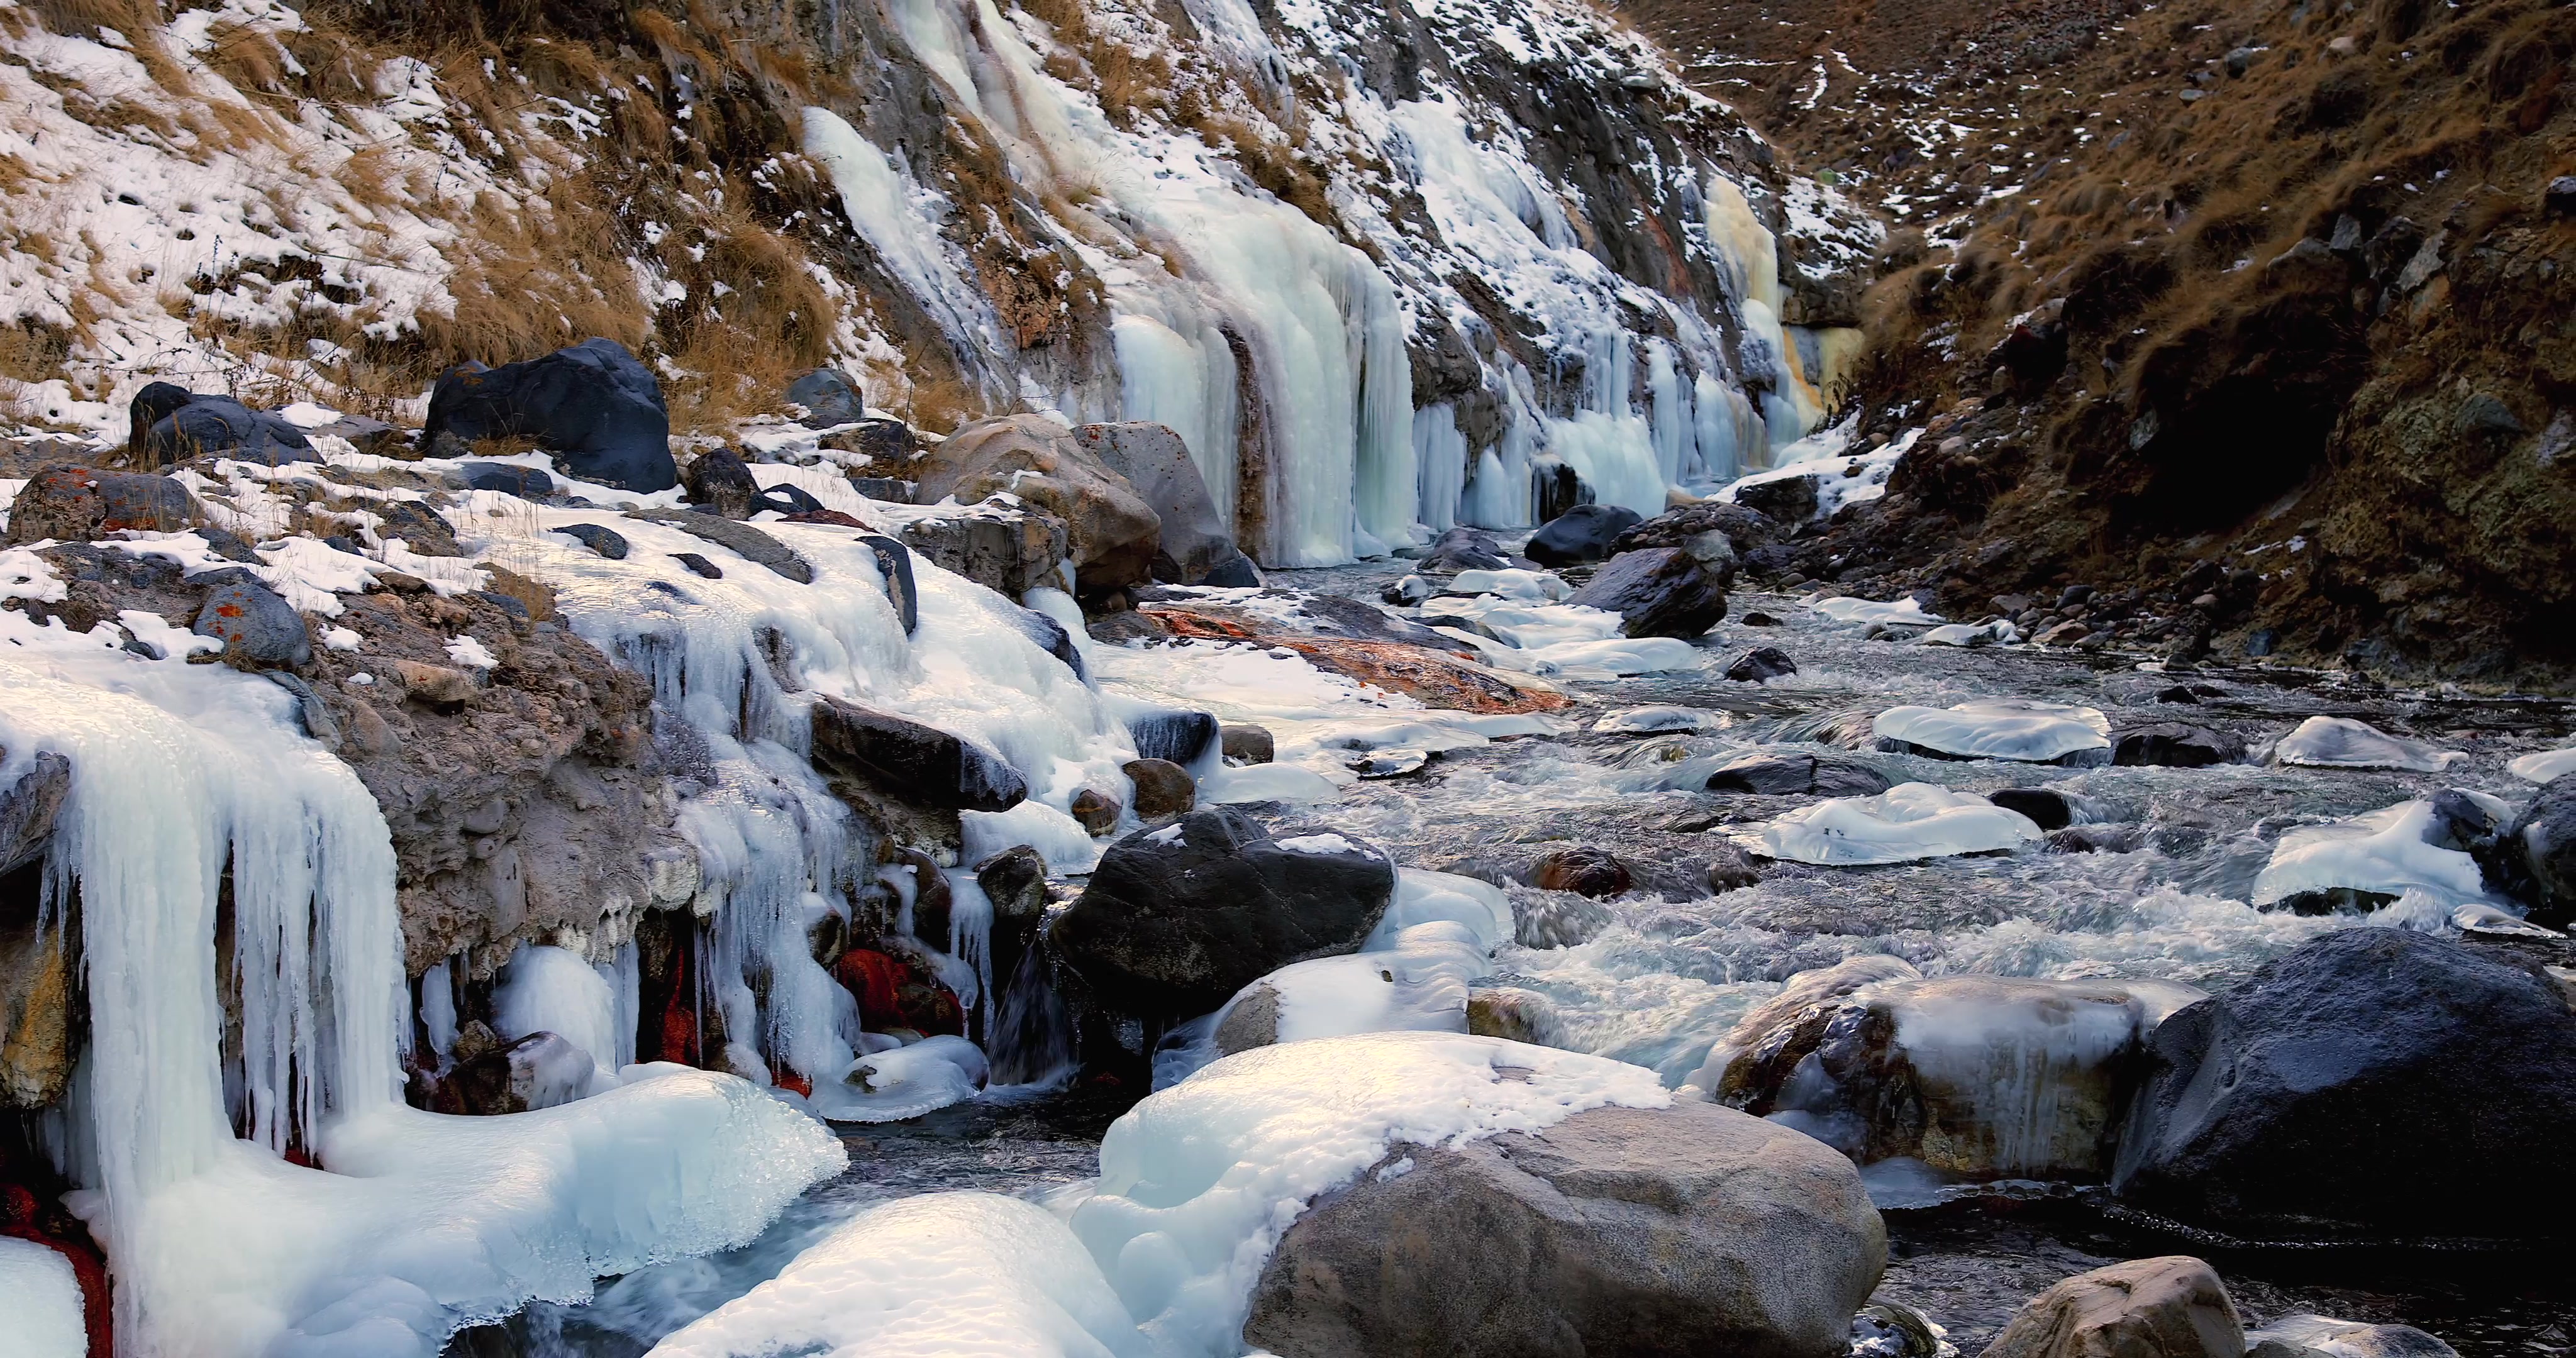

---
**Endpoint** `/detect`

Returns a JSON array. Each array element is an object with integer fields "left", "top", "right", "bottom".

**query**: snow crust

[
  {"left": 0, "top": 1237, "right": 86, "bottom": 1358},
  {"left": 1750, "top": 782, "right": 2046, "bottom": 866},
  {"left": 2272, "top": 716, "right": 2465, "bottom": 772},
  {"left": 2251, "top": 800, "right": 2497, "bottom": 910},
  {"left": 1873, "top": 700, "right": 2112, "bottom": 762},
  {"left": 1815, "top": 596, "right": 1943, "bottom": 626}
]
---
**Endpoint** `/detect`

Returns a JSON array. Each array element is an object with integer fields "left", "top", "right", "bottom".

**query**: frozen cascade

[{"left": 1413, "top": 403, "right": 1470, "bottom": 533}]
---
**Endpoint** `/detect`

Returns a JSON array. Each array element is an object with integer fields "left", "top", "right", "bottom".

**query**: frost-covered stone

[
  {"left": 1874, "top": 700, "right": 2112, "bottom": 763},
  {"left": 424, "top": 338, "right": 677, "bottom": 492},
  {"left": 1750, "top": 783, "right": 2045, "bottom": 865},
  {"left": 1980, "top": 1257, "right": 2244, "bottom": 1358},
  {"left": 1123, "top": 705, "right": 1218, "bottom": 766},
  {"left": 2270, "top": 716, "right": 2462, "bottom": 771},
  {"left": 2113, "top": 929, "right": 2576, "bottom": 1240},
  {"left": 1245, "top": 1100, "right": 1885, "bottom": 1358},
  {"left": 2250, "top": 798, "right": 2498, "bottom": 913},
  {"left": 628, "top": 509, "right": 814, "bottom": 583}
]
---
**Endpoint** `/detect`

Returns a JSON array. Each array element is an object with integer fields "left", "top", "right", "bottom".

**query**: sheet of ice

[
  {"left": 1593, "top": 705, "right": 1728, "bottom": 733},
  {"left": 1068, "top": 1032, "right": 1671, "bottom": 1356},
  {"left": 493, "top": 944, "right": 624, "bottom": 1085},
  {"left": 1446, "top": 568, "right": 1568, "bottom": 601},
  {"left": 648, "top": 1193, "right": 1153, "bottom": 1358},
  {"left": 807, "top": 1035, "right": 991, "bottom": 1124},
  {"left": 1872, "top": 700, "right": 2112, "bottom": 762},
  {"left": 0, "top": 1237, "right": 86, "bottom": 1358},
  {"left": 963, "top": 800, "right": 1104, "bottom": 875},
  {"left": 2509, "top": 748, "right": 2576, "bottom": 783},
  {"left": 2251, "top": 800, "right": 2497, "bottom": 909},
  {"left": 1813, "top": 596, "right": 1941, "bottom": 626},
  {"left": 2272, "top": 716, "right": 2465, "bottom": 772},
  {"left": 1370, "top": 868, "right": 1515, "bottom": 952},
  {"left": 1922, "top": 620, "right": 2018, "bottom": 648},
  {"left": 1749, "top": 782, "right": 2045, "bottom": 866},
  {"left": 1199, "top": 763, "right": 1345, "bottom": 804}
]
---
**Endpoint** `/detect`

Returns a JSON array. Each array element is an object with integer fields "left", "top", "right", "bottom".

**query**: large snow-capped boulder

[
  {"left": 1075, "top": 421, "right": 1255, "bottom": 585},
  {"left": 1051, "top": 809, "right": 1394, "bottom": 1017},
  {"left": 1562, "top": 546, "right": 1728, "bottom": 638},
  {"left": 126, "top": 383, "right": 318, "bottom": 467},
  {"left": 1703, "top": 966, "right": 2204, "bottom": 1181},
  {"left": 916, "top": 415, "right": 1161, "bottom": 595},
  {"left": 424, "top": 338, "right": 677, "bottom": 492},
  {"left": 2248, "top": 798, "right": 2500, "bottom": 914},
  {"left": 1980, "top": 1257, "right": 2245, "bottom": 1358},
  {"left": 2112, "top": 929, "right": 2576, "bottom": 1240},
  {"left": 3, "top": 465, "right": 202, "bottom": 546},
  {"left": 1243, "top": 1098, "right": 1885, "bottom": 1358},
  {"left": 1875, "top": 700, "right": 2113, "bottom": 763}
]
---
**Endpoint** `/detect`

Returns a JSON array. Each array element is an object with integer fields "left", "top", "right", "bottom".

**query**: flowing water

[{"left": 445, "top": 563, "right": 2576, "bottom": 1357}]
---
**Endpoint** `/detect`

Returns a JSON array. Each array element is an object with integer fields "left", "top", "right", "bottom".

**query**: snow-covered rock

[
  {"left": 1748, "top": 783, "right": 2046, "bottom": 866},
  {"left": 2270, "top": 716, "right": 2464, "bottom": 771},
  {"left": 1874, "top": 700, "right": 2113, "bottom": 763}
]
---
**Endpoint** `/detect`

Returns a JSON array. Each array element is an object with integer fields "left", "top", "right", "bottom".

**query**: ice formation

[
  {"left": 1814, "top": 596, "right": 1943, "bottom": 626},
  {"left": 0, "top": 1237, "right": 86, "bottom": 1358},
  {"left": 2251, "top": 800, "right": 2500, "bottom": 910},
  {"left": 1750, "top": 782, "right": 2047, "bottom": 865},
  {"left": 1873, "top": 700, "right": 2113, "bottom": 763},
  {"left": 2272, "top": 716, "right": 2466, "bottom": 772},
  {"left": 2509, "top": 747, "right": 2576, "bottom": 783}
]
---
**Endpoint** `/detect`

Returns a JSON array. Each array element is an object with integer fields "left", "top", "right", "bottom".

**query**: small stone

[
  {"left": 672, "top": 552, "right": 724, "bottom": 579},
  {"left": 1465, "top": 986, "right": 1560, "bottom": 1044},
  {"left": 1530, "top": 845, "right": 1631, "bottom": 898},
  {"left": 1071, "top": 788, "right": 1122, "bottom": 835},
  {"left": 557, "top": 523, "right": 629, "bottom": 559},
  {"left": 1123, "top": 758, "right": 1196, "bottom": 820},
  {"left": 1221, "top": 723, "right": 1275, "bottom": 765},
  {"left": 2155, "top": 685, "right": 2200, "bottom": 704},
  {"left": 458, "top": 461, "right": 555, "bottom": 499},
  {"left": 1738, "top": 611, "right": 1780, "bottom": 626},
  {"left": 1989, "top": 787, "right": 2077, "bottom": 831},
  {"left": 1704, "top": 844, "right": 1762, "bottom": 893},
  {"left": 387, "top": 659, "right": 478, "bottom": 707},
  {"left": 2036, "top": 621, "right": 2091, "bottom": 646},
  {"left": 1723, "top": 646, "right": 1797, "bottom": 683},
  {"left": 191, "top": 573, "right": 311, "bottom": 668}
]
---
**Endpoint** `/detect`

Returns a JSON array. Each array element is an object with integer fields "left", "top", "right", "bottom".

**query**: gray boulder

[
  {"left": 1419, "top": 526, "right": 1510, "bottom": 572},
  {"left": 126, "top": 382, "right": 318, "bottom": 467},
  {"left": 915, "top": 415, "right": 1160, "bottom": 596},
  {"left": 1563, "top": 546, "right": 1728, "bottom": 638},
  {"left": 192, "top": 571, "right": 311, "bottom": 667},
  {"left": 423, "top": 338, "right": 677, "bottom": 492},
  {"left": 897, "top": 497, "right": 1069, "bottom": 599},
  {"left": 3, "top": 464, "right": 201, "bottom": 546},
  {"left": 787, "top": 367, "right": 863, "bottom": 428},
  {"left": 1524, "top": 502, "right": 1643, "bottom": 566},
  {"left": 1052, "top": 808, "right": 1393, "bottom": 1017},
  {"left": 2111, "top": 928, "right": 2576, "bottom": 1240},
  {"left": 2477, "top": 772, "right": 2576, "bottom": 927},
  {"left": 1075, "top": 421, "right": 1253, "bottom": 585},
  {"left": 1978, "top": 1257, "right": 2243, "bottom": 1358},
  {"left": 684, "top": 448, "right": 762, "bottom": 519},
  {"left": 1243, "top": 1100, "right": 1885, "bottom": 1358},
  {"left": 808, "top": 696, "right": 1027, "bottom": 813},
  {"left": 1703, "top": 751, "right": 1890, "bottom": 797}
]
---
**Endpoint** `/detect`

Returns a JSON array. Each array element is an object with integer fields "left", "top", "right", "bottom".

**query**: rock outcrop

[
  {"left": 913, "top": 416, "right": 1160, "bottom": 597},
  {"left": 1562, "top": 546, "right": 1728, "bottom": 638},
  {"left": 424, "top": 338, "right": 677, "bottom": 492},
  {"left": 1075, "top": 422, "right": 1255, "bottom": 585},
  {"left": 125, "top": 384, "right": 317, "bottom": 467}
]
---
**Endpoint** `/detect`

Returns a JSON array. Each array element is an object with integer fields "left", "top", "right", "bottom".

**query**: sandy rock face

[
  {"left": 913, "top": 415, "right": 1162, "bottom": 597},
  {"left": 1978, "top": 1257, "right": 2245, "bottom": 1358}
]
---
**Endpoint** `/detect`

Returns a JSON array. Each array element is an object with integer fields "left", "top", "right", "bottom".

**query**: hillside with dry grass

[{"left": 1625, "top": 0, "right": 2576, "bottom": 685}]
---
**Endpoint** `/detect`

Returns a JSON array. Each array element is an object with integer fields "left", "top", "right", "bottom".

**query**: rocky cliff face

[{"left": 1621, "top": 0, "right": 2576, "bottom": 685}]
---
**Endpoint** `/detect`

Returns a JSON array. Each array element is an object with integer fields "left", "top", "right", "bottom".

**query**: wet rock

[
  {"left": 434, "top": 1030, "right": 594, "bottom": 1114},
  {"left": 1418, "top": 526, "right": 1509, "bottom": 573},
  {"left": 630, "top": 509, "right": 813, "bottom": 583},
  {"left": 1702, "top": 752, "right": 1892, "bottom": 797},
  {"left": 1524, "top": 503, "right": 1643, "bottom": 566},
  {"left": 1382, "top": 575, "right": 1432, "bottom": 605},
  {"left": 458, "top": 462, "right": 555, "bottom": 499},
  {"left": 2155, "top": 685, "right": 2201, "bottom": 704},
  {"left": 1127, "top": 707, "right": 1218, "bottom": 766},
  {"left": 1988, "top": 787, "right": 2077, "bottom": 831},
  {"left": 860, "top": 534, "right": 919, "bottom": 635},
  {"left": 1562, "top": 546, "right": 1728, "bottom": 638},
  {"left": 1704, "top": 843, "right": 1762, "bottom": 892},
  {"left": 1052, "top": 808, "right": 1394, "bottom": 1017},
  {"left": 2246, "top": 1315, "right": 2458, "bottom": 1358},
  {"left": 192, "top": 573, "right": 311, "bottom": 668},
  {"left": 671, "top": 552, "right": 723, "bottom": 579},
  {"left": 1531, "top": 458, "right": 1584, "bottom": 525},
  {"left": 1465, "top": 986, "right": 1561, "bottom": 1044},
  {"left": 0, "top": 895, "right": 77, "bottom": 1109},
  {"left": 786, "top": 367, "right": 863, "bottom": 428},
  {"left": 126, "top": 384, "right": 318, "bottom": 467},
  {"left": 916, "top": 415, "right": 1161, "bottom": 596},
  {"left": 1070, "top": 788, "right": 1123, "bottom": 835},
  {"left": 1076, "top": 422, "right": 1253, "bottom": 585},
  {"left": 1741, "top": 611, "right": 1781, "bottom": 626},
  {"left": 897, "top": 497, "right": 1069, "bottom": 600},
  {"left": 2112, "top": 929, "right": 2576, "bottom": 1240},
  {"left": 1087, "top": 610, "right": 1169, "bottom": 645},
  {"left": 1979, "top": 1257, "right": 2244, "bottom": 1358},
  {"left": 424, "top": 338, "right": 677, "bottom": 492},
  {"left": 557, "top": 522, "right": 628, "bottom": 560},
  {"left": 1123, "top": 758, "right": 1196, "bottom": 820},
  {"left": 1341, "top": 748, "right": 1429, "bottom": 779},
  {"left": 1529, "top": 845, "right": 1632, "bottom": 897},
  {"left": 2049, "top": 825, "right": 2145, "bottom": 854},
  {"left": 2475, "top": 773, "right": 2576, "bottom": 927},
  {"left": 684, "top": 448, "right": 762, "bottom": 519},
  {"left": 1243, "top": 1100, "right": 1885, "bottom": 1358},
  {"left": 809, "top": 697, "right": 1028, "bottom": 815},
  {"left": 1223, "top": 724, "right": 1275, "bottom": 765},
  {"left": 2, "top": 465, "right": 200, "bottom": 546},
  {"left": 1724, "top": 646, "right": 1799, "bottom": 682}
]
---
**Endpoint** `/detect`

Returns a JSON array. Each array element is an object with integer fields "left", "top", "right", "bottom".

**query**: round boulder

[{"left": 1525, "top": 503, "right": 1644, "bottom": 566}]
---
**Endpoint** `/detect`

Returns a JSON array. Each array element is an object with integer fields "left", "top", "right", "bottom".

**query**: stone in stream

[
  {"left": 3, "top": 465, "right": 202, "bottom": 546},
  {"left": 433, "top": 1030, "right": 595, "bottom": 1115},
  {"left": 2246, "top": 1315, "right": 2460, "bottom": 1358},
  {"left": 1126, "top": 707, "right": 1219, "bottom": 766},
  {"left": 1702, "top": 751, "right": 1892, "bottom": 797},
  {"left": 2112, "top": 928, "right": 2576, "bottom": 1240},
  {"left": 1241, "top": 1100, "right": 1885, "bottom": 1358},
  {"left": 1724, "top": 645, "right": 1799, "bottom": 682},
  {"left": 1704, "top": 843, "right": 1763, "bottom": 892},
  {"left": 1418, "top": 525, "right": 1511, "bottom": 573},
  {"left": 1988, "top": 787, "right": 2077, "bottom": 831},
  {"left": 2475, "top": 773, "right": 2576, "bottom": 927},
  {"left": 1222, "top": 723, "right": 1275, "bottom": 764},
  {"left": 2114, "top": 723, "right": 2248, "bottom": 768},
  {"left": 1123, "top": 758, "right": 1196, "bottom": 820},
  {"left": 1051, "top": 808, "right": 1394, "bottom": 1017},
  {"left": 1529, "top": 845, "right": 1633, "bottom": 898},
  {"left": 1523, "top": 502, "right": 1643, "bottom": 565},
  {"left": 684, "top": 448, "right": 762, "bottom": 519},
  {"left": 191, "top": 571, "right": 311, "bottom": 668},
  {"left": 425, "top": 338, "right": 677, "bottom": 492},
  {"left": 1070, "top": 788, "right": 1122, "bottom": 835},
  {"left": 1977, "top": 1256, "right": 2244, "bottom": 1358},
  {"left": 1562, "top": 546, "right": 1728, "bottom": 638},
  {"left": 808, "top": 695, "right": 1028, "bottom": 813},
  {"left": 1465, "top": 986, "right": 1562, "bottom": 1044}
]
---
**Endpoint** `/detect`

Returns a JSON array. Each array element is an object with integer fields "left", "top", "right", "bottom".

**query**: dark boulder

[
  {"left": 1, "top": 465, "right": 199, "bottom": 546},
  {"left": 556, "top": 523, "right": 628, "bottom": 560},
  {"left": 1075, "top": 421, "right": 1251, "bottom": 585},
  {"left": 2112, "top": 929, "right": 2576, "bottom": 1240},
  {"left": 1524, "top": 503, "right": 1643, "bottom": 566},
  {"left": 898, "top": 499, "right": 1070, "bottom": 600},
  {"left": 850, "top": 476, "right": 916, "bottom": 504},
  {"left": 1531, "top": 457, "right": 1585, "bottom": 526},
  {"left": 786, "top": 367, "right": 863, "bottom": 428},
  {"left": 685, "top": 449, "right": 762, "bottom": 519},
  {"left": 672, "top": 552, "right": 723, "bottom": 580},
  {"left": 2114, "top": 724, "right": 2248, "bottom": 768},
  {"left": 1051, "top": 808, "right": 1394, "bottom": 1016},
  {"left": 1724, "top": 646, "right": 1799, "bottom": 683},
  {"left": 1563, "top": 546, "right": 1727, "bottom": 638},
  {"left": 1530, "top": 845, "right": 1632, "bottom": 897},
  {"left": 1244, "top": 1100, "right": 1884, "bottom": 1358},
  {"left": 1199, "top": 554, "right": 1262, "bottom": 587},
  {"left": 424, "top": 338, "right": 677, "bottom": 492},
  {"left": 756, "top": 482, "right": 828, "bottom": 517},
  {"left": 1733, "top": 474, "right": 1823, "bottom": 525},
  {"left": 860, "top": 535, "right": 919, "bottom": 635},
  {"left": 809, "top": 696, "right": 1028, "bottom": 812},
  {"left": 1704, "top": 752, "right": 1892, "bottom": 797},
  {"left": 2476, "top": 773, "right": 2576, "bottom": 927},
  {"left": 1127, "top": 707, "right": 1219, "bottom": 766},
  {"left": 1612, "top": 499, "right": 1785, "bottom": 555},
  {"left": 1123, "top": 758, "right": 1195, "bottom": 820},
  {"left": 1418, "top": 526, "right": 1509, "bottom": 573},
  {"left": 1222, "top": 724, "right": 1275, "bottom": 764},
  {"left": 458, "top": 462, "right": 555, "bottom": 499},
  {"left": 374, "top": 499, "right": 459, "bottom": 557},
  {"left": 126, "top": 384, "right": 317, "bottom": 467},
  {"left": 192, "top": 572, "right": 310, "bottom": 668},
  {"left": 1988, "top": 787, "right": 2077, "bottom": 831}
]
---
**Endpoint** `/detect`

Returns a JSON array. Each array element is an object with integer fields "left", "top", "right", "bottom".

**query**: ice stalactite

[{"left": 1412, "top": 404, "right": 1470, "bottom": 533}]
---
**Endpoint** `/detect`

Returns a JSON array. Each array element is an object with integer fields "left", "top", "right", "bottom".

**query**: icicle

[
  {"left": 1413, "top": 404, "right": 1469, "bottom": 533},
  {"left": 1350, "top": 263, "right": 1419, "bottom": 551}
]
